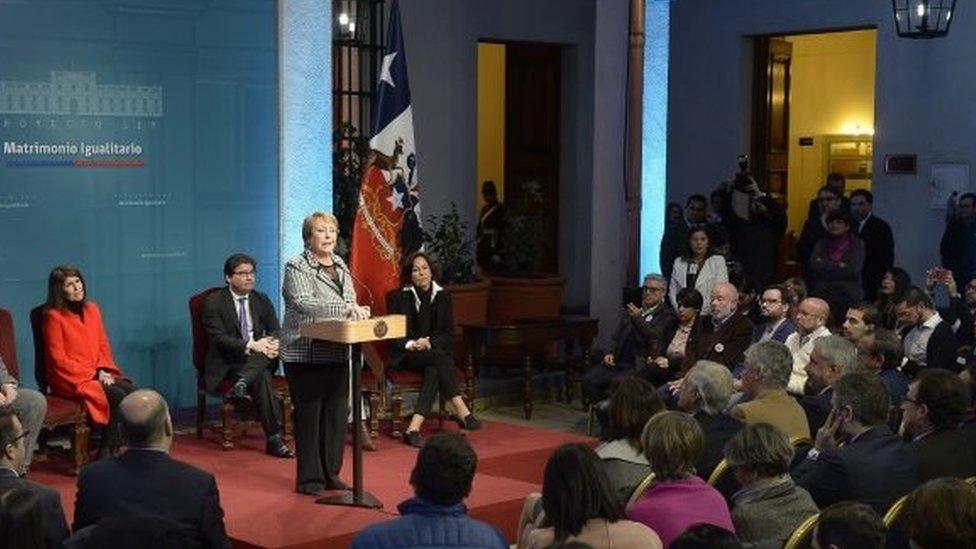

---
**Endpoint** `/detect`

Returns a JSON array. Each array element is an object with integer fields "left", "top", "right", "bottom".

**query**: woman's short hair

[
  {"left": 904, "top": 478, "right": 976, "bottom": 548},
  {"left": 825, "top": 208, "right": 853, "bottom": 227},
  {"left": 683, "top": 361, "right": 734, "bottom": 415},
  {"left": 723, "top": 422, "right": 792, "bottom": 477},
  {"left": 45, "top": 264, "right": 86, "bottom": 311},
  {"left": 542, "top": 443, "right": 622, "bottom": 541},
  {"left": 675, "top": 287, "right": 704, "bottom": 311},
  {"left": 409, "top": 433, "right": 477, "bottom": 507},
  {"left": 670, "top": 524, "right": 741, "bottom": 549},
  {"left": 0, "top": 485, "right": 45, "bottom": 549},
  {"left": 301, "top": 211, "right": 339, "bottom": 245},
  {"left": 607, "top": 377, "right": 665, "bottom": 452},
  {"left": 816, "top": 502, "right": 885, "bottom": 549},
  {"left": 680, "top": 226, "right": 713, "bottom": 261},
  {"left": 399, "top": 251, "right": 442, "bottom": 286},
  {"left": 641, "top": 411, "right": 704, "bottom": 480}
]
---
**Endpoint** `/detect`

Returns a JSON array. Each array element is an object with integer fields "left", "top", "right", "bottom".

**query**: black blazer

[
  {"left": 386, "top": 285, "right": 455, "bottom": 366},
  {"left": 792, "top": 425, "right": 919, "bottom": 514},
  {"left": 609, "top": 303, "right": 677, "bottom": 366},
  {"left": 857, "top": 215, "right": 894, "bottom": 301},
  {"left": 0, "top": 469, "right": 69, "bottom": 549},
  {"left": 910, "top": 429, "right": 976, "bottom": 482},
  {"left": 73, "top": 449, "right": 231, "bottom": 549},
  {"left": 799, "top": 387, "right": 833, "bottom": 436},
  {"left": 201, "top": 288, "right": 280, "bottom": 391},
  {"left": 681, "top": 312, "right": 754, "bottom": 374},
  {"left": 694, "top": 411, "right": 742, "bottom": 480},
  {"left": 927, "top": 320, "right": 960, "bottom": 372}
]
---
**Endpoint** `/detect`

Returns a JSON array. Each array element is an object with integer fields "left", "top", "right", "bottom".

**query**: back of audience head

[
  {"left": 903, "top": 478, "right": 976, "bottom": 549},
  {"left": 741, "top": 340, "right": 793, "bottom": 398},
  {"left": 608, "top": 377, "right": 664, "bottom": 451},
  {"left": 542, "top": 443, "right": 621, "bottom": 541},
  {"left": 679, "top": 361, "right": 733, "bottom": 416},
  {"left": 0, "top": 406, "right": 28, "bottom": 472},
  {"left": 842, "top": 304, "right": 881, "bottom": 343},
  {"left": 856, "top": 329, "right": 903, "bottom": 374},
  {"left": 724, "top": 422, "right": 792, "bottom": 486},
  {"left": 0, "top": 485, "right": 44, "bottom": 549},
  {"left": 831, "top": 372, "right": 890, "bottom": 431},
  {"left": 806, "top": 335, "right": 857, "bottom": 395},
  {"left": 759, "top": 284, "right": 792, "bottom": 321},
  {"left": 120, "top": 390, "right": 172, "bottom": 449},
  {"left": 895, "top": 286, "right": 936, "bottom": 326},
  {"left": 814, "top": 501, "right": 885, "bottom": 549},
  {"left": 410, "top": 433, "right": 477, "bottom": 507},
  {"left": 670, "top": 523, "right": 742, "bottom": 549},
  {"left": 642, "top": 411, "right": 704, "bottom": 480},
  {"left": 879, "top": 268, "right": 911, "bottom": 300},
  {"left": 901, "top": 368, "right": 970, "bottom": 437}
]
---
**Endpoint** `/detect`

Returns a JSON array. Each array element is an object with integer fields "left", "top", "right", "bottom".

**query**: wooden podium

[{"left": 300, "top": 314, "right": 406, "bottom": 509}]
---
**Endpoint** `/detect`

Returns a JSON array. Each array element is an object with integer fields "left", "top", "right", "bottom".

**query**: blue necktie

[{"left": 237, "top": 297, "right": 250, "bottom": 340}]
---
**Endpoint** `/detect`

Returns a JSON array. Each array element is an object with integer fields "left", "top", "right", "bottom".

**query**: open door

[{"left": 751, "top": 37, "right": 792, "bottom": 198}]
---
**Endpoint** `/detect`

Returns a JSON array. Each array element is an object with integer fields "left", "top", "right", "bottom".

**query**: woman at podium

[
  {"left": 281, "top": 212, "right": 370, "bottom": 495},
  {"left": 387, "top": 252, "right": 481, "bottom": 448}
]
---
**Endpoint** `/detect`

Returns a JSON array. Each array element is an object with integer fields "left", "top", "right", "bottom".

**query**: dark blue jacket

[{"left": 351, "top": 498, "right": 508, "bottom": 549}]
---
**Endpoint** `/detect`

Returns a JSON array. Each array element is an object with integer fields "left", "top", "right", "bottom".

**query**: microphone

[{"left": 345, "top": 267, "right": 376, "bottom": 316}]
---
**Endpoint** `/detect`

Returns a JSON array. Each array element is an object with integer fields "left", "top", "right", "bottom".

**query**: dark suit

[
  {"left": 681, "top": 312, "right": 754, "bottom": 374},
  {"left": 792, "top": 425, "right": 919, "bottom": 514},
  {"left": 73, "top": 449, "right": 231, "bottom": 549},
  {"left": 799, "top": 387, "right": 833, "bottom": 436},
  {"left": 0, "top": 468, "right": 69, "bottom": 549},
  {"left": 856, "top": 214, "right": 894, "bottom": 302},
  {"left": 751, "top": 318, "right": 796, "bottom": 344},
  {"left": 941, "top": 219, "right": 976, "bottom": 287},
  {"left": 910, "top": 429, "right": 976, "bottom": 482},
  {"left": 694, "top": 411, "right": 742, "bottom": 480},
  {"left": 201, "top": 287, "right": 282, "bottom": 437},
  {"left": 586, "top": 303, "right": 677, "bottom": 398}
]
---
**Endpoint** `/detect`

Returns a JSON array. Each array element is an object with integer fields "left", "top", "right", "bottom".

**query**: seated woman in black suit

[{"left": 388, "top": 252, "right": 482, "bottom": 447}]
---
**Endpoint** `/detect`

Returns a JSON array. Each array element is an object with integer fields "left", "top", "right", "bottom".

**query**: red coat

[{"left": 43, "top": 302, "right": 123, "bottom": 425}]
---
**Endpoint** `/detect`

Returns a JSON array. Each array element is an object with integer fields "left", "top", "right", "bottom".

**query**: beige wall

[
  {"left": 785, "top": 29, "right": 876, "bottom": 233},
  {"left": 477, "top": 42, "right": 506, "bottom": 214}
]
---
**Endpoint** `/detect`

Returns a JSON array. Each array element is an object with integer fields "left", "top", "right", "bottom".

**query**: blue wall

[{"left": 0, "top": 0, "right": 278, "bottom": 408}]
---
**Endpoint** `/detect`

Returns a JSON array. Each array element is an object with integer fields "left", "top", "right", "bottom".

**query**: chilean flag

[{"left": 349, "top": 0, "right": 423, "bottom": 315}]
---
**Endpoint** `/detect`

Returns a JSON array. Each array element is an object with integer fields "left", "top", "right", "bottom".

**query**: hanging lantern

[{"left": 893, "top": 0, "right": 957, "bottom": 39}]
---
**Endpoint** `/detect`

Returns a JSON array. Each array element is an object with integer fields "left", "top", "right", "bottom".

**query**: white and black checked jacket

[{"left": 280, "top": 250, "right": 358, "bottom": 364}]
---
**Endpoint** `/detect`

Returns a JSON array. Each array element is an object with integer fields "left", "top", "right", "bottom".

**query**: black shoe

[
  {"left": 324, "top": 477, "right": 349, "bottom": 491},
  {"left": 297, "top": 485, "right": 324, "bottom": 496},
  {"left": 453, "top": 414, "right": 482, "bottom": 431},
  {"left": 404, "top": 430, "right": 425, "bottom": 448},
  {"left": 266, "top": 440, "right": 295, "bottom": 459}
]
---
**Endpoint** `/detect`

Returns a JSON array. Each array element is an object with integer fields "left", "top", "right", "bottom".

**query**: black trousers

[
  {"left": 284, "top": 361, "right": 348, "bottom": 492},
  {"left": 582, "top": 362, "right": 636, "bottom": 404},
  {"left": 100, "top": 379, "right": 136, "bottom": 448},
  {"left": 228, "top": 356, "right": 282, "bottom": 438},
  {"left": 396, "top": 350, "right": 460, "bottom": 418}
]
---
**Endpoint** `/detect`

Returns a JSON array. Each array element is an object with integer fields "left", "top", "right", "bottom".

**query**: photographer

[{"left": 926, "top": 268, "right": 976, "bottom": 349}]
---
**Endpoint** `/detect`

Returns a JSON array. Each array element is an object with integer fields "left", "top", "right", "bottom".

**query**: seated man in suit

[
  {"left": 792, "top": 372, "right": 919, "bottom": 514},
  {"left": 201, "top": 253, "right": 292, "bottom": 458},
  {"left": 680, "top": 282, "right": 753, "bottom": 374},
  {"left": 901, "top": 368, "right": 976, "bottom": 481},
  {"left": 856, "top": 329, "right": 910, "bottom": 416},
  {"left": 0, "top": 406, "right": 69, "bottom": 549},
  {"left": 73, "top": 390, "right": 231, "bottom": 549},
  {"left": 800, "top": 335, "right": 857, "bottom": 435},
  {"left": 751, "top": 284, "right": 796, "bottom": 344},
  {"left": 584, "top": 274, "right": 676, "bottom": 402},
  {"left": 897, "top": 286, "right": 960, "bottom": 374},
  {"left": 784, "top": 298, "right": 832, "bottom": 394},
  {"left": 730, "top": 341, "right": 811, "bottom": 442},
  {"left": 842, "top": 303, "right": 881, "bottom": 344},
  {"left": 0, "top": 357, "right": 45, "bottom": 472}
]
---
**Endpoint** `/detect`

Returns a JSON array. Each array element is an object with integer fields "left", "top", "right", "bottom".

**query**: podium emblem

[{"left": 373, "top": 320, "right": 389, "bottom": 338}]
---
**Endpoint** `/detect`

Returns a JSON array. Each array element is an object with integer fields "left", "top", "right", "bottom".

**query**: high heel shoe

[{"left": 404, "top": 430, "right": 425, "bottom": 448}]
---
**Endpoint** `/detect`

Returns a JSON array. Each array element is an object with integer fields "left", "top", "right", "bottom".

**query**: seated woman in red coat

[
  {"left": 43, "top": 265, "right": 135, "bottom": 458},
  {"left": 387, "top": 252, "right": 481, "bottom": 448}
]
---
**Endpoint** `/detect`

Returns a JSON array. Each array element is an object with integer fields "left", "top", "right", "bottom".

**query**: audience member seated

[
  {"left": 855, "top": 329, "right": 909, "bottom": 420},
  {"left": 797, "top": 186, "right": 844, "bottom": 275},
  {"left": 642, "top": 288, "right": 701, "bottom": 380},
  {"left": 897, "top": 286, "right": 959, "bottom": 374},
  {"left": 352, "top": 433, "right": 507, "bottom": 549},
  {"left": 387, "top": 252, "right": 481, "bottom": 448},
  {"left": 660, "top": 195, "right": 708, "bottom": 281},
  {"left": 940, "top": 192, "right": 976, "bottom": 288},
  {"left": 0, "top": 406, "right": 69, "bottom": 549},
  {"left": 0, "top": 357, "right": 45, "bottom": 472},
  {"left": 670, "top": 524, "right": 742, "bottom": 549},
  {"left": 784, "top": 298, "right": 832, "bottom": 394},
  {"left": 0, "top": 485, "right": 45, "bottom": 549},
  {"left": 585, "top": 274, "right": 675, "bottom": 402},
  {"left": 679, "top": 283, "right": 753, "bottom": 375},
  {"left": 669, "top": 226, "right": 728, "bottom": 316},
  {"left": 626, "top": 411, "right": 734, "bottom": 547},
  {"left": 813, "top": 502, "right": 885, "bottom": 549},
  {"left": 72, "top": 390, "right": 231, "bottom": 549},
  {"left": 801, "top": 336, "right": 858, "bottom": 434},
  {"left": 841, "top": 303, "right": 881, "bottom": 344},
  {"left": 850, "top": 189, "right": 894, "bottom": 302},
  {"left": 201, "top": 253, "right": 292, "bottom": 458},
  {"left": 751, "top": 284, "right": 796, "bottom": 344},
  {"left": 42, "top": 265, "right": 136, "bottom": 459},
  {"left": 902, "top": 478, "right": 976, "bottom": 549},
  {"left": 518, "top": 443, "right": 661, "bottom": 549},
  {"left": 734, "top": 277, "right": 762, "bottom": 326},
  {"left": 939, "top": 273, "right": 976, "bottom": 349},
  {"left": 900, "top": 368, "right": 976, "bottom": 481},
  {"left": 808, "top": 209, "right": 865, "bottom": 305},
  {"left": 724, "top": 422, "right": 818, "bottom": 549},
  {"left": 595, "top": 377, "right": 662, "bottom": 505},
  {"left": 730, "top": 341, "right": 811, "bottom": 442},
  {"left": 69, "top": 515, "right": 193, "bottom": 549},
  {"left": 792, "top": 373, "right": 919, "bottom": 514},
  {"left": 676, "top": 360, "right": 741, "bottom": 479},
  {"left": 875, "top": 267, "right": 911, "bottom": 330}
]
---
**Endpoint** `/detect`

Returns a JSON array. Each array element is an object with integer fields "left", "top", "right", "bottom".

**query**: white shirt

[
  {"left": 904, "top": 312, "right": 942, "bottom": 366},
  {"left": 785, "top": 325, "right": 832, "bottom": 394},
  {"left": 857, "top": 212, "right": 872, "bottom": 235}
]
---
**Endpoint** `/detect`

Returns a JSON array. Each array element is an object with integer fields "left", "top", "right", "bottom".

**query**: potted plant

[{"left": 423, "top": 202, "right": 491, "bottom": 328}]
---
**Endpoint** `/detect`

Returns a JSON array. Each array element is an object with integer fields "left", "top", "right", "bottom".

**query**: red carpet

[{"left": 31, "top": 420, "right": 593, "bottom": 548}]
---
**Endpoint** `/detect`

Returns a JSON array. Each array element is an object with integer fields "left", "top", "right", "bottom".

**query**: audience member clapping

[
  {"left": 813, "top": 502, "right": 885, "bottom": 549},
  {"left": 724, "top": 423, "right": 817, "bottom": 549},
  {"left": 902, "top": 478, "right": 976, "bottom": 549},
  {"left": 676, "top": 361, "right": 741, "bottom": 479},
  {"left": 900, "top": 368, "right": 976, "bottom": 481},
  {"left": 626, "top": 411, "right": 733, "bottom": 547},
  {"left": 595, "top": 377, "right": 663, "bottom": 506},
  {"left": 730, "top": 341, "right": 811, "bottom": 441}
]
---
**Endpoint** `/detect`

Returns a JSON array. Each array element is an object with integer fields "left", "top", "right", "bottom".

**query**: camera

[{"left": 733, "top": 154, "right": 752, "bottom": 191}]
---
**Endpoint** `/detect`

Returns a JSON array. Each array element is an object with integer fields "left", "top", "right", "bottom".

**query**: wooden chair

[
  {"left": 883, "top": 493, "right": 910, "bottom": 528},
  {"left": 966, "top": 476, "right": 976, "bottom": 486},
  {"left": 24, "top": 305, "right": 91, "bottom": 474},
  {"left": 783, "top": 513, "right": 819, "bottom": 549},
  {"left": 625, "top": 472, "right": 656, "bottom": 510},
  {"left": 188, "top": 288, "right": 292, "bottom": 450}
]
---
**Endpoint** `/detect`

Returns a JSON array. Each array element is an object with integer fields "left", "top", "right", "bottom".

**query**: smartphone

[{"left": 933, "top": 267, "right": 951, "bottom": 282}]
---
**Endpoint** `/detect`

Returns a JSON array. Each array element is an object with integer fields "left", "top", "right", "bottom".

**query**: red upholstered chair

[
  {"left": 24, "top": 305, "right": 91, "bottom": 474},
  {"left": 188, "top": 287, "right": 293, "bottom": 450}
]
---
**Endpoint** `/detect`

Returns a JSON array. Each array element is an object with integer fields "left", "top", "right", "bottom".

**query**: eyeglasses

[
  {"left": 901, "top": 396, "right": 920, "bottom": 406},
  {"left": 5, "top": 430, "right": 29, "bottom": 448},
  {"left": 643, "top": 287, "right": 666, "bottom": 294},
  {"left": 760, "top": 298, "right": 782, "bottom": 304},
  {"left": 232, "top": 270, "right": 255, "bottom": 278}
]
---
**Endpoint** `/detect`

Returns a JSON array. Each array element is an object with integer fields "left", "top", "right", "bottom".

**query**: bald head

[
  {"left": 710, "top": 282, "right": 739, "bottom": 319},
  {"left": 120, "top": 390, "right": 171, "bottom": 449},
  {"left": 795, "top": 298, "right": 829, "bottom": 334}
]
